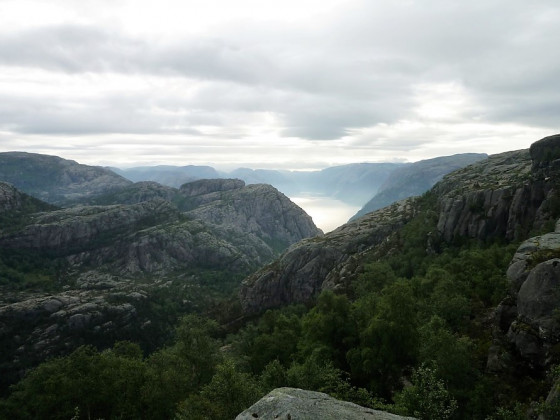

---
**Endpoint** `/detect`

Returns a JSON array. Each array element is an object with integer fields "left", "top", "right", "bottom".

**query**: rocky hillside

[
  {"left": 351, "top": 153, "right": 487, "bottom": 221},
  {"left": 0, "top": 178, "right": 321, "bottom": 392},
  {"left": 0, "top": 152, "right": 132, "bottom": 205},
  {"left": 0, "top": 182, "right": 56, "bottom": 215},
  {"left": 240, "top": 135, "right": 560, "bottom": 315},
  {"left": 240, "top": 198, "right": 417, "bottom": 314}
]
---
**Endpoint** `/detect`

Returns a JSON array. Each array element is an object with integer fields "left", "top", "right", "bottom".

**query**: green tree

[
  {"left": 395, "top": 363, "right": 457, "bottom": 420},
  {"left": 299, "top": 290, "right": 355, "bottom": 368},
  {"left": 175, "top": 359, "right": 263, "bottom": 420},
  {"left": 1, "top": 343, "right": 150, "bottom": 420},
  {"left": 347, "top": 280, "right": 419, "bottom": 397}
]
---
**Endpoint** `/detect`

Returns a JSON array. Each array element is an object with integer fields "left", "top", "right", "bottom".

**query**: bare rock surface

[{"left": 236, "top": 388, "right": 417, "bottom": 420}]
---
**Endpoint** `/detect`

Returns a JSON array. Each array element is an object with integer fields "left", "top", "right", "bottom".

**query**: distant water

[{"left": 290, "top": 195, "right": 362, "bottom": 233}]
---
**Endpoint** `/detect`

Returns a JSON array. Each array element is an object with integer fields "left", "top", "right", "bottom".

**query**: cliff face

[
  {"left": 0, "top": 182, "right": 23, "bottom": 212},
  {"left": 240, "top": 135, "right": 560, "bottom": 315},
  {"left": 0, "top": 182, "right": 56, "bottom": 215},
  {"left": 183, "top": 180, "right": 321, "bottom": 249},
  {"left": 488, "top": 219, "right": 560, "bottom": 373},
  {"left": 434, "top": 141, "right": 559, "bottom": 242},
  {"left": 0, "top": 179, "right": 321, "bottom": 276}
]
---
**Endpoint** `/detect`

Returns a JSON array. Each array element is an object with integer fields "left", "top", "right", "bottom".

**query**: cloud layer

[{"left": 0, "top": 0, "right": 557, "bottom": 168}]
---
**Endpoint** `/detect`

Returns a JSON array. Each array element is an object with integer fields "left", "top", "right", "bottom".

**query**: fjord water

[{"left": 290, "top": 194, "right": 361, "bottom": 233}]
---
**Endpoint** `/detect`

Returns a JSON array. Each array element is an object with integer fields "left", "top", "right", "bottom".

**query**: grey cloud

[
  {"left": 0, "top": 0, "right": 559, "bottom": 142},
  {"left": 0, "top": 93, "right": 202, "bottom": 135}
]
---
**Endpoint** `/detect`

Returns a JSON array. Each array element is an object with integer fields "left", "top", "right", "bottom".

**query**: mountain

[
  {"left": 0, "top": 178, "right": 321, "bottom": 392},
  {"left": 350, "top": 153, "right": 487, "bottom": 221},
  {"left": 305, "top": 162, "right": 403, "bottom": 205},
  {"left": 114, "top": 165, "right": 222, "bottom": 188},
  {"left": 3, "top": 136, "right": 560, "bottom": 418},
  {"left": 116, "top": 162, "right": 402, "bottom": 207},
  {"left": 0, "top": 152, "right": 132, "bottom": 205},
  {"left": 239, "top": 139, "right": 557, "bottom": 314}
]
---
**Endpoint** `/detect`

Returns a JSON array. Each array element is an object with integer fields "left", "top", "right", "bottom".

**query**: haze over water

[{"left": 290, "top": 195, "right": 362, "bottom": 233}]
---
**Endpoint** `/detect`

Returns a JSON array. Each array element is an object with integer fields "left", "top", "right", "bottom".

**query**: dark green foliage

[
  {"left": 348, "top": 280, "right": 419, "bottom": 397},
  {"left": 299, "top": 290, "right": 355, "bottom": 369},
  {"left": 176, "top": 360, "right": 263, "bottom": 420},
  {"left": 0, "top": 343, "right": 150, "bottom": 420},
  {"left": 229, "top": 305, "right": 306, "bottom": 373},
  {"left": 2, "top": 168, "right": 558, "bottom": 419},
  {"left": 394, "top": 363, "right": 457, "bottom": 420},
  {"left": 0, "top": 248, "right": 64, "bottom": 290}
]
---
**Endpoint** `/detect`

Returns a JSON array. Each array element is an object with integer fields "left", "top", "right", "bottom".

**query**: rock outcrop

[
  {"left": 435, "top": 135, "right": 560, "bottom": 242},
  {"left": 0, "top": 182, "right": 56, "bottom": 215},
  {"left": 488, "top": 219, "right": 560, "bottom": 371},
  {"left": 183, "top": 181, "right": 321, "bottom": 248},
  {"left": 236, "top": 388, "right": 416, "bottom": 420},
  {"left": 0, "top": 180, "right": 321, "bottom": 275},
  {"left": 0, "top": 182, "right": 23, "bottom": 213}
]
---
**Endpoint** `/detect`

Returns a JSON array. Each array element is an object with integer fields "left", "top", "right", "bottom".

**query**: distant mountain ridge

[
  {"left": 112, "top": 165, "right": 222, "bottom": 188},
  {"left": 115, "top": 156, "right": 488, "bottom": 213},
  {"left": 117, "top": 162, "right": 403, "bottom": 206},
  {"left": 0, "top": 152, "right": 131, "bottom": 205}
]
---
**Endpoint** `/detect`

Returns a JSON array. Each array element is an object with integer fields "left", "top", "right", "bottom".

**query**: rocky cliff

[
  {"left": 0, "top": 182, "right": 56, "bottom": 215},
  {"left": 183, "top": 180, "right": 321, "bottom": 249},
  {"left": 0, "top": 152, "right": 132, "bottom": 205},
  {"left": 434, "top": 140, "right": 559, "bottom": 242},
  {"left": 488, "top": 218, "right": 560, "bottom": 373},
  {"left": 236, "top": 388, "right": 416, "bottom": 420}
]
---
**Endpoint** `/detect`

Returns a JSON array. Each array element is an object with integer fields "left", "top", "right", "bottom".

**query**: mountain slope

[{"left": 0, "top": 152, "right": 132, "bottom": 205}]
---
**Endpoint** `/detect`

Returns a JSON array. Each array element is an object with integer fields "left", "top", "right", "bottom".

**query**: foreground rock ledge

[{"left": 235, "top": 387, "right": 417, "bottom": 420}]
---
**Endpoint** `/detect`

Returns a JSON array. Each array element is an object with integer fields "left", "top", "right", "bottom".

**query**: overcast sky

[{"left": 0, "top": 0, "right": 558, "bottom": 170}]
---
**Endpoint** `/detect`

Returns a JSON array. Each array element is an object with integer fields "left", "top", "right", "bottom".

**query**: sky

[{"left": 0, "top": 0, "right": 558, "bottom": 170}]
